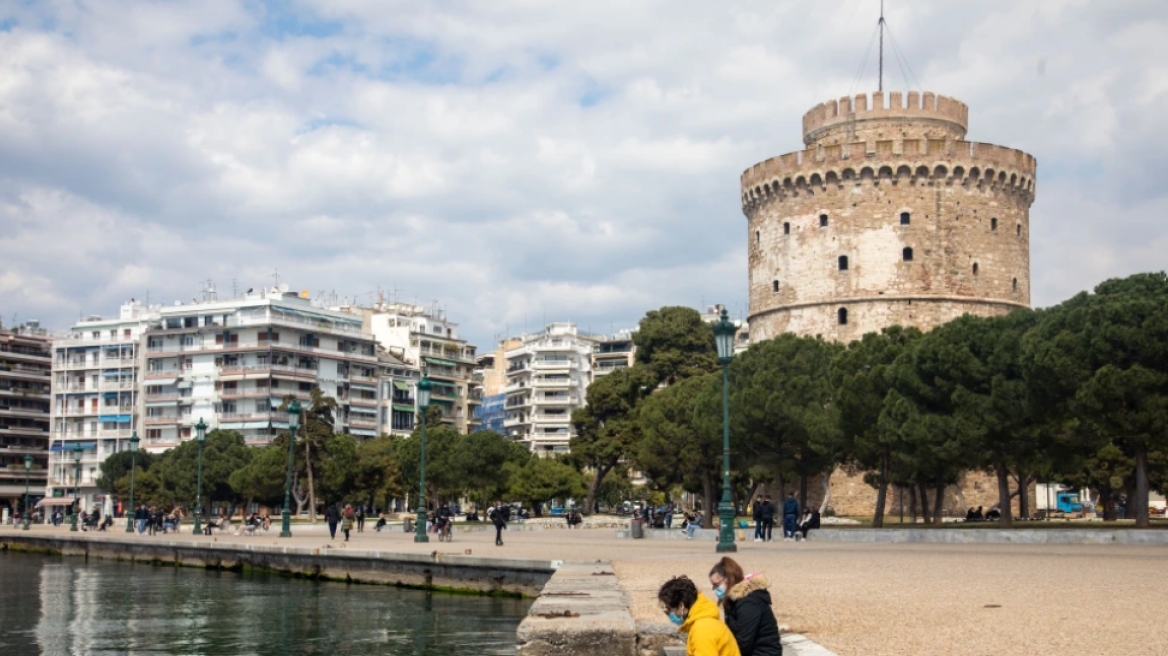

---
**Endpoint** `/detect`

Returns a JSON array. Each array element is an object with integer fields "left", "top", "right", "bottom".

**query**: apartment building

[
  {"left": 49, "top": 301, "right": 156, "bottom": 511},
  {"left": 341, "top": 302, "right": 481, "bottom": 434},
  {"left": 141, "top": 290, "right": 379, "bottom": 450},
  {"left": 503, "top": 323, "right": 600, "bottom": 455},
  {"left": 377, "top": 350, "right": 419, "bottom": 438},
  {"left": 591, "top": 331, "right": 635, "bottom": 381},
  {"left": 1, "top": 322, "right": 52, "bottom": 512}
]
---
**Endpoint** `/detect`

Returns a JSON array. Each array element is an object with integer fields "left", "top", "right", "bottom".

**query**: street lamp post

[
  {"left": 280, "top": 400, "right": 302, "bottom": 538},
  {"left": 125, "top": 432, "right": 139, "bottom": 533},
  {"left": 22, "top": 454, "right": 32, "bottom": 531},
  {"left": 70, "top": 443, "right": 82, "bottom": 532},
  {"left": 192, "top": 419, "right": 207, "bottom": 535},
  {"left": 712, "top": 309, "right": 738, "bottom": 553},
  {"left": 414, "top": 374, "right": 432, "bottom": 543}
]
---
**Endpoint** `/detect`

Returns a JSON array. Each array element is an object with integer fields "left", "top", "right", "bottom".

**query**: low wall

[
  {"left": 615, "top": 527, "right": 1168, "bottom": 545},
  {"left": 0, "top": 534, "right": 557, "bottom": 596},
  {"left": 516, "top": 560, "right": 637, "bottom": 656}
]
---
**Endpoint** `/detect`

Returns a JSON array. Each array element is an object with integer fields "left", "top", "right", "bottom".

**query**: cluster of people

[
  {"left": 565, "top": 509, "right": 583, "bottom": 529},
  {"left": 752, "top": 494, "right": 820, "bottom": 542},
  {"left": 658, "top": 556, "right": 782, "bottom": 656},
  {"left": 964, "top": 505, "right": 1002, "bottom": 522},
  {"left": 134, "top": 505, "right": 183, "bottom": 535},
  {"left": 325, "top": 503, "right": 363, "bottom": 541}
]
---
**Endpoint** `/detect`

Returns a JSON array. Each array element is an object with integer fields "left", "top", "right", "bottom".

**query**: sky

[{"left": 0, "top": 0, "right": 1166, "bottom": 350}]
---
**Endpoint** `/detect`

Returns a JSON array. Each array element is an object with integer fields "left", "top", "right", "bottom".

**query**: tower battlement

[{"left": 802, "top": 91, "right": 969, "bottom": 146}]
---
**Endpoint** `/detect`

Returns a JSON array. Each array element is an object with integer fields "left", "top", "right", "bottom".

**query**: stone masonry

[{"left": 741, "top": 91, "right": 1037, "bottom": 517}]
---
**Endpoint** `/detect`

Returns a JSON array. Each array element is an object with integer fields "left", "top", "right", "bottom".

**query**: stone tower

[{"left": 742, "top": 90, "right": 1036, "bottom": 343}]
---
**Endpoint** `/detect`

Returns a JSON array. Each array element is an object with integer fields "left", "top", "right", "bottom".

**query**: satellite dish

[
  {"left": 279, "top": 284, "right": 289, "bottom": 293},
  {"left": 174, "top": 301, "right": 182, "bottom": 306}
]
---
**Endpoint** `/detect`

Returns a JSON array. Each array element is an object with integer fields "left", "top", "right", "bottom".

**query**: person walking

[
  {"left": 782, "top": 493, "right": 799, "bottom": 541},
  {"left": 340, "top": 504, "right": 354, "bottom": 542},
  {"left": 709, "top": 557, "right": 782, "bottom": 656},
  {"left": 489, "top": 501, "right": 507, "bottom": 546},
  {"left": 751, "top": 498, "right": 763, "bottom": 542},
  {"left": 657, "top": 575, "right": 741, "bottom": 656},
  {"left": 760, "top": 496, "right": 775, "bottom": 542},
  {"left": 325, "top": 503, "right": 340, "bottom": 540},
  {"left": 665, "top": 502, "right": 674, "bottom": 529},
  {"left": 355, "top": 505, "right": 365, "bottom": 533}
]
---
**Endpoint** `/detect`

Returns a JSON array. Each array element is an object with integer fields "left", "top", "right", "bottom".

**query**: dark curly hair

[{"left": 657, "top": 576, "right": 699, "bottom": 612}]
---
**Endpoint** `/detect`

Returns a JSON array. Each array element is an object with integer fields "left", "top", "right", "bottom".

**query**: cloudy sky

[{"left": 0, "top": 0, "right": 1166, "bottom": 348}]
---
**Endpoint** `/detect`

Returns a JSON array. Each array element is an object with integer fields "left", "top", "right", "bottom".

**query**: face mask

[
  {"left": 714, "top": 586, "right": 726, "bottom": 600},
  {"left": 668, "top": 612, "right": 685, "bottom": 626}
]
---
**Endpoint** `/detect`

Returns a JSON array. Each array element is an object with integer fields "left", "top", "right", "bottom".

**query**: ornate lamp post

[
  {"left": 70, "top": 443, "right": 82, "bottom": 532},
  {"left": 192, "top": 419, "right": 207, "bottom": 535},
  {"left": 414, "top": 374, "right": 432, "bottom": 543},
  {"left": 280, "top": 400, "right": 302, "bottom": 538},
  {"left": 125, "top": 432, "right": 139, "bottom": 533},
  {"left": 22, "top": 454, "right": 32, "bottom": 531},
  {"left": 712, "top": 309, "right": 738, "bottom": 553}
]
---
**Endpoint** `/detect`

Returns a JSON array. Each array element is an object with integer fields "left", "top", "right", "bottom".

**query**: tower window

[
  {"left": 973, "top": 263, "right": 979, "bottom": 276},
  {"left": 991, "top": 217, "right": 998, "bottom": 231},
  {"left": 903, "top": 247, "right": 913, "bottom": 262},
  {"left": 1017, "top": 224, "right": 1021, "bottom": 237},
  {"left": 900, "top": 212, "right": 910, "bottom": 225},
  {"left": 838, "top": 255, "right": 849, "bottom": 271},
  {"left": 784, "top": 222, "right": 790, "bottom": 235},
  {"left": 838, "top": 308, "right": 848, "bottom": 325},
  {"left": 755, "top": 231, "right": 760, "bottom": 245},
  {"left": 820, "top": 214, "right": 828, "bottom": 227},
  {"left": 1012, "top": 277, "right": 1018, "bottom": 292},
  {"left": 772, "top": 280, "right": 780, "bottom": 293}
]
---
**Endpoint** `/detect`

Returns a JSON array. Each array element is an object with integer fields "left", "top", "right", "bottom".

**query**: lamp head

[
  {"left": 72, "top": 442, "right": 82, "bottom": 463},
  {"left": 195, "top": 418, "right": 207, "bottom": 443},
  {"left": 287, "top": 398, "right": 302, "bottom": 431},
  {"left": 129, "top": 431, "right": 139, "bottom": 453},
  {"left": 417, "top": 374, "right": 432, "bottom": 410},
  {"left": 24, "top": 454, "right": 32, "bottom": 471},
  {"left": 712, "top": 308, "right": 737, "bottom": 364}
]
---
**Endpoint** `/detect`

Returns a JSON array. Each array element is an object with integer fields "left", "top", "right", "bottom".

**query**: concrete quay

[{"left": 617, "top": 525, "right": 1168, "bottom": 545}]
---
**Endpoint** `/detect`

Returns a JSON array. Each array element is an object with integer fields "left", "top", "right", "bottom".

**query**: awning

[
  {"left": 431, "top": 398, "right": 454, "bottom": 406},
  {"left": 117, "top": 414, "right": 132, "bottom": 423},
  {"left": 176, "top": 380, "right": 193, "bottom": 389},
  {"left": 103, "top": 392, "right": 120, "bottom": 399},
  {"left": 350, "top": 383, "right": 377, "bottom": 391},
  {"left": 148, "top": 377, "right": 177, "bottom": 386},
  {"left": 101, "top": 371, "right": 122, "bottom": 378},
  {"left": 392, "top": 404, "right": 416, "bottom": 413},
  {"left": 393, "top": 380, "right": 412, "bottom": 391},
  {"left": 236, "top": 421, "right": 272, "bottom": 429},
  {"left": 99, "top": 414, "right": 120, "bottom": 422},
  {"left": 350, "top": 428, "right": 378, "bottom": 437},
  {"left": 51, "top": 441, "right": 96, "bottom": 451},
  {"left": 37, "top": 498, "right": 78, "bottom": 507},
  {"left": 145, "top": 401, "right": 176, "bottom": 408},
  {"left": 350, "top": 406, "right": 377, "bottom": 415},
  {"left": 423, "top": 356, "right": 458, "bottom": 368}
]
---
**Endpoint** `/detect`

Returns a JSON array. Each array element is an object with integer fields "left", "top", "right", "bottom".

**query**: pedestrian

[
  {"left": 356, "top": 505, "right": 365, "bottom": 533},
  {"left": 489, "top": 500, "right": 507, "bottom": 546},
  {"left": 657, "top": 575, "right": 741, "bottom": 656},
  {"left": 795, "top": 508, "right": 820, "bottom": 542},
  {"left": 665, "top": 502, "right": 674, "bottom": 529},
  {"left": 782, "top": 493, "right": 799, "bottom": 541},
  {"left": 751, "top": 498, "right": 763, "bottom": 542},
  {"left": 341, "top": 504, "right": 354, "bottom": 542},
  {"left": 326, "top": 503, "right": 340, "bottom": 540},
  {"left": 684, "top": 509, "right": 700, "bottom": 539},
  {"left": 709, "top": 557, "right": 782, "bottom": 656},
  {"left": 134, "top": 505, "right": 146, "bottom": 534},
  {"left": 760, "top": 496, "right": 775, "bottom": 542}
]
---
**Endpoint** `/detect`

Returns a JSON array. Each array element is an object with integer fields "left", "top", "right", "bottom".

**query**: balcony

[
  {"left": 532, "top": 360, "right": 576, "bottom": 371},
  {"left": 532, "top": 378, "right": 574, "bottom": 388},
  {"left": 2, "top": 367, "right": 52, "bottom": 381},
  {"left": 350, "top": 374, "right": 378, "bottom": 384},
  {"left": 143, "top": 416, "right": 178, "bottom": 426},
  {"left": 144, "top": 368, "right": 182, "bottom": 379},
  {"left": 0, "top": 349, "right": 51, "bottom": 365},
  {"left": 503, "top": 417, "right": 526, "bottom": 428},
  {"left": 349, "top": 398, "right": 378, "bottom": 408},
  {"left": 534, "top": 414, "right": 571, "bottom": 425},
  {"left": 100, "top": 357, "right": 138, "bottom": 367},
  {"left": 349, "top": 417, "right": 378, "bottom": 429},
  {"left": 219, "top": 411, "right": 279, "bottom": 423},
  {"left": 100, "top": 380, "right": 136, "bottom": 391},
  {"left": 0, "top": 406, "right": 50, "bottom": 419},
  {"left": 0, "top": 387, "right": 50, "bottom": 399},
  {"left": 55, "top": 360, "right": 97, "bottom": 370},
  {"left": 538, "top": 395, "right": 573, "bottom": 405},
  {"left": 218, "top": 390, "right": 269, "bottom": 400},
  {"left": 57, "top": 408, "right": 101, "bottom": 418}
]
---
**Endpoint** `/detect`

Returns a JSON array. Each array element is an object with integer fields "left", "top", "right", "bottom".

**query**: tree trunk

[
  {"left": 1134, "top": 448, "right": 1151, "bottom": 528},
  {"left": 873, "top": 452, "right": 890, "bottom": 528},
  {"left": 291, "top": 477, "right": 306, "bottom": 516},
  {"left": 996, "top": 462, "right": 1014, "bottom": 528},
  {"left": 819, "top": 470, "right": 832, "bottom": 514},
  {"left": 917, "top": 480, "right": 931, "bottom": 524},
  {"left": 932, "top": 478, "right": 945, "bottom": 526},
  {"left": 584, "top": 464, "right": 611, "bottom": 516},
  {"left": 909, "top": 485, "right": 918, "bottom": 524},
  {"left": 305, "top": 439, "right": 316, "bottom": 523},
  {"left": 774, "top": 466, "right": 785, "bottom": 506},
  {"left": 1015, "top": 473, "right": 1030, "bottom": 519},
  {"left": 701, "top": 469, "right": 716, "bottom": 529},
  {"left": 798, "top": 474, "right": 808, "bottom": 510}
]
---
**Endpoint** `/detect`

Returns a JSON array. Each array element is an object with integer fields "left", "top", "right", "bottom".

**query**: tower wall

[{"left": 803, "top": 90, "right": 969, "bottom": 146}]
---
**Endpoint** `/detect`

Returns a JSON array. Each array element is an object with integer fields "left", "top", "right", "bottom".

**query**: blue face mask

[
  {"left": 714, "top": 586, "right": 726, "bottom": 600},
  {"left": 668, "top": 612, "right": 685, "bottom": 626}
]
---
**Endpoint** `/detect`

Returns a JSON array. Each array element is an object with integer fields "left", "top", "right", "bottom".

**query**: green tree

[
  {"left": 112, "top": 466, "right": 167, "bottom": 509},
  {"left": 506, "top": 456, "right": 587, "bottom": 517},
  {"left": 96, "top": 449, "right": 158, "bottom": 494},
  {"left": 157, "top": 429, "right": 253, "bottom": 518},
  {"left": 350, "top": 436, "right": 404, "bottom": 512},
  {"left": 452, "top": 430, "right": 527, "bottom": 512},
  {"left": 228, "top": 443, "right": 289, "bottom": 510},
  {"left": 318, "top": 433, "right": 360, "bottom": 506},
  {"left": 594, "top": 469, "right": 635, "bottom": 510},
  {"left": 633, "top": 306, "right": 718, "bottom": 387},
  {"left": 830, "top": 326, "right": 922, "bottom": 526},
  {"left": 397, "top": 420, "right": 463, "bottom": 508}
]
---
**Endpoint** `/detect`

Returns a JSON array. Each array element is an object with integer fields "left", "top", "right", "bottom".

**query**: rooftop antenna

[
  {"left": 879, "top": 0, "right": 885, "bottom": 92},
  {"left": 270, "top": 268, "right": 280, "bottom": 290}
]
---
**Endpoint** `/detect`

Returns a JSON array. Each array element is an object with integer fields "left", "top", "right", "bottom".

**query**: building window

[
  {"left": 900, "top": 212, "right": 910, "bottom": 225},
  {"left": 755, "top": 230, "right": 760, "bottom": 245},
  {"left": 973, "top": 263, "right": 979, "bottom": 276},
  {"left": 838, "top": 308, "right": 848, "bottom": 325},
  {"left": 820, "top": 214, "right": 828, "bottom": 227},
  {"left": 783, "top": 222, "right": 790, "bottom": 235},
  {"left": 838, "top": 255, "right": 849, "bottom": 271},
  {"left": 1017, "top": 224, "right": 1022, "bottom": 237},
  {"left": 903, "top": 247, "right": 913, "bottom": 261},
  {"left": 1013, "top": 277, "right": 1018, "bottom": 292},
  {"left": 991, "top": 217, "right": 998, "bottom": 232},
  {"left": 772, "top": 280, "right": 779, "bottom": 293}
]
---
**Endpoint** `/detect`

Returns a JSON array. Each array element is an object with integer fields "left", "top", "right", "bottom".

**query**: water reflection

[{"left": 0, "top": 552, "right": 529, "bottom": 656}]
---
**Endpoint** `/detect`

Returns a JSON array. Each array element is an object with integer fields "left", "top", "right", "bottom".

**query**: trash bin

[
  {"left": 402, "top": 518, "right": 414, "bottom": 533},
  {"left": 630, "top": 519, "right": 644, "bottom": 539}
]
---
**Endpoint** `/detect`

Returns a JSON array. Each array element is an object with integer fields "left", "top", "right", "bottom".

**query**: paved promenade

[{"left": 8, "top": 522, "right": 1168, "bottom": 656}]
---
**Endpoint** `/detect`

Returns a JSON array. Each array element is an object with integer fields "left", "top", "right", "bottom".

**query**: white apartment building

[
  {"left": 503, "top": 323, "right": 601, "bottom": 455},
  {"left": 591, "top": 331, "right": 635, "bottom": 381},
  {"left": 341, "top": 302, "right": 480, "bottom": 434},
  {"left": 49, "top": 300, "right": 157, "bottom": 511}
]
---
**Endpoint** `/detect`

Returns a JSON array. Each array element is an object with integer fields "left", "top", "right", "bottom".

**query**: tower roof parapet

[{"left": 803, "top": 90, "right": 969, "bottom": 146}]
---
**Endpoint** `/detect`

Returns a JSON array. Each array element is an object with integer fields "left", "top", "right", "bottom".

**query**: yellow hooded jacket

[{"left": 679, "top": 593, "right": 742, "bottom": 656}]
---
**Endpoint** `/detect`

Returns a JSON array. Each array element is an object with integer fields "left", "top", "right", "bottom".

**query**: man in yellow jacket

[{"left": 658, "top": 576, "right": 742, "bottom": 656}]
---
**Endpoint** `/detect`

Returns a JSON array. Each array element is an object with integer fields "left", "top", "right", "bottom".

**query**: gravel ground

[{"left": 15, "top": 524, "right": 1168, "bottom": 655}]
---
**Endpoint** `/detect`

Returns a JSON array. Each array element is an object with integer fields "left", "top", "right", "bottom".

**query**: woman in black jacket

[{"left": 710, "top": 557, "right": 782, "bottom": 656}]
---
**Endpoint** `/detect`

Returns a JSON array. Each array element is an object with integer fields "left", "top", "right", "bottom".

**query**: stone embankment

[
  {"left": 0, "top": 533, "right": 556, "bottom": 596},
  {"left": 616, "top": 526, "right": 1168, "bottom": 545}
]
